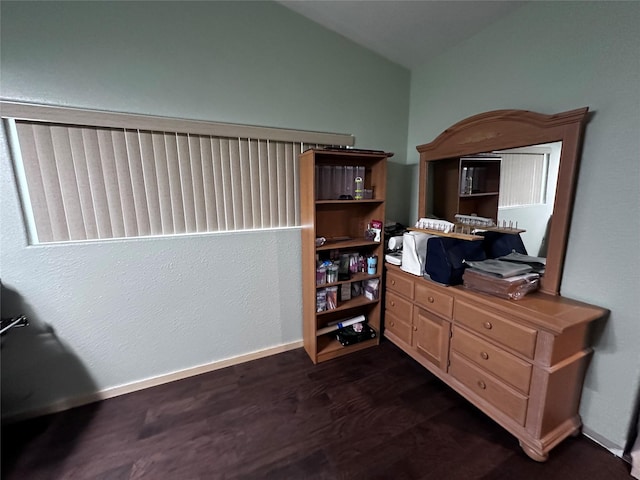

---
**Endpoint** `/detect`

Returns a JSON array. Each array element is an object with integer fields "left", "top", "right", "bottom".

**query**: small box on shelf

[
  {"left": 364, "top": 278, "right": 380, "bottom": 300},
  {"left": 365, "top": 219, "right": 383, "bottom": 242}
]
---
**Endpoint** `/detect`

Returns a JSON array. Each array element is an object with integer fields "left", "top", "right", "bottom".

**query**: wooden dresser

[{"left": 384, "top": 264, "right": 607, "bottom": 461}]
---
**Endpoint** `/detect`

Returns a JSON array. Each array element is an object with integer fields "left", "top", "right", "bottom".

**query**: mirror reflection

[
  {"left": 495, "top": 142, "right": 561, "bottom": 257},
  {"left": 426, "top": 141, "right": 562, "bottom": 258}
]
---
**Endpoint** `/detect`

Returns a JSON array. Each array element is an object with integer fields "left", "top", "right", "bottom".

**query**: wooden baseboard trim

[{"left": 2, "top": 341, "right": 304, "bottom": 424}]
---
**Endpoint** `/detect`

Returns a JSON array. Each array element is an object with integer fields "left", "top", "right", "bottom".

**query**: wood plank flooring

[{"left": 1, "top": 340, "right": 631, "bottom": 479}]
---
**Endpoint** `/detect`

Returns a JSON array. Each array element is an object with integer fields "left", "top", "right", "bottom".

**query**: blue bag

[
  {"left": 425, "top": 237, "right": 486, "bottom": 286},
  {"left": 480, "top": 231, "right": 528, "bottom": 258}
]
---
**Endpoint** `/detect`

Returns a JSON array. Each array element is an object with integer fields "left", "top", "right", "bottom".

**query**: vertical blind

[
  {"left": 3, "top": 102, "right": 353, "bottom": 244},
  {"left": 498, "top": 152, "right": 547, "bottom": 208}
]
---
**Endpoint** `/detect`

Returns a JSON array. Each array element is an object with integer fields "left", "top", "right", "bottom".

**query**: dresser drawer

[
  {"left": 386, "top": 270, "right": 414, "bottom": 299},
  {"left": 385, "top": 310, "right": 412, "bottom": 345},
  {"left": 449, "top": 351, "right": 528, "bottom": 426},
  {"left": 454, "top": 300, "right": 537, "bottom": 359},
  {"left": 414, "top": 307, "right": 451, "bottom": 370},
  {"left": 415, "top": 282, "right": 453, "bottom": 319},
  {"left": 451, "top": 326, "right": 532, "bottom": 394},
  {"left": 386, "top": 291, "right": 413, "bottom": 321}
]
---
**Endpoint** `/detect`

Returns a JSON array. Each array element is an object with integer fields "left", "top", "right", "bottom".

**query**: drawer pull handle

[
  {"left": 391, "top": 301, "right": 395, "bottom": 307},
  {"left": 480, "top": 351, "right": 489, "bottom": 360},
  {"left": 483, "top": 321, "right": 493, "bottom": 330},
  {"left": 413, "top": 326, "right": 418, "bottom": 332},
  {"left": 428, "top": 296, "right": 435, "bottom": 303},
  {"left": 390, "top": 321, "right": 395, "bottom": 327},
  {"left": 391, "top": 280, "right": 396, "bottom": 285},
  {"left": 477, "top": 381, "right": 487, "bottom": 390}
]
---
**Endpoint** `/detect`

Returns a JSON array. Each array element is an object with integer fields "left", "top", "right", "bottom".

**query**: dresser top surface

[{"left": 386, "top": 265, "right": 608, "bottom": 334}]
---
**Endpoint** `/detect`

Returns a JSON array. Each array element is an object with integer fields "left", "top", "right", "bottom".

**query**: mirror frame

[{"left": 416, "top": 108, "right": 589, "bottom": 296}]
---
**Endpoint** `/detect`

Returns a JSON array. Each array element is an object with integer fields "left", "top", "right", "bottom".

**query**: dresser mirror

[
  {"left": 424, "top": 141, "right": 561, "bottom": 258},
  {"left": 416, "top": 108, "right": 590, "bottom": 296}
]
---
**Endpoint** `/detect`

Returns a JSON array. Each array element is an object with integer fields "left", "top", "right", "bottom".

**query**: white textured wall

[
  {"left": 0, "top": 1, "right": 410, "bottom": 418},
  {"left": 407, "top": 2, "right": 640, "bottom": 450}
]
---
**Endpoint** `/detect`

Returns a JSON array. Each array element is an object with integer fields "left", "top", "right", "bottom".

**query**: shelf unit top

[
  {"left": 408, "top": 225, "right": 526, "bottom": 241},
  {"left": 305, "top": 147, "right": 393, "bottom": 160}
]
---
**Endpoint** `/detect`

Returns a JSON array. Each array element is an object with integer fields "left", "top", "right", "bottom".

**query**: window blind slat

[
  {"left": 229, "top": 138, "right": 243, "bottom": 230},
  {"left": 34, "top": 124, "right": 70, "bottom": 241},
  {"left": 125, "top": 129, "right": 151, "bottom": 236},
  {"left": 219, "top": 138, "right": 235, "bottom": 231},
  {"left": 96, "top": 129, "right": 125, "bottom": 238},
  {"left": 50, "top": 126, "right": 85, "bottom": 240},
  {"left": 177, "top": 134, "right": 196, "bottom": 233},
  {"left": 82, "top": 128, "right": 112, "bottom": 238},
  {"left": 268, "top": 141, "right": 279, "bottom": 226},
  {"left": 276, "top": 142, "right": 287, "bottom": 227},
  {"left": 138, "top": 131, "right": 162, "bottom": 235},
  {"left": 239, "top": 139, "right": 252, "bottom": 229},
  {"left": 293, "top": 143, "right": 302, "bottom": 225},
  {"left": 15, "top": 122, "right": 54, "bottom": 242},
  {"left": 164, "top": 134, "right": 186, "bottom": 234},
  {"left": 285, "top": 143, "right": 295, "bottom": 226},
  {"left": 210, "top": 137, "right": 226, "bottom": 231},
  {"left": 249, "top": 139, "right": 262, "bottom": 229},
  {"left": 112, "top": 130, "right": 138, "bottom": 237},
  {"left": 68, "top": 127, "right": 99, "bottom": 240},
  {"left": 258, "top": 140, "right": 270, "bottom": 229},
  {"left": 200, "top": 136, "right": 218, "bottom": 232},
  {"left": 188, "top": 135, "right": 207, "bottom": 232},
  {"left": 151, "top": 132, "right": 173, "bottom": 234}
]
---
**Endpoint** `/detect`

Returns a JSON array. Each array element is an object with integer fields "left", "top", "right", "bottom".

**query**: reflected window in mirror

[{"left": 495, "top": 142, "right": 561, "bottom": 257}]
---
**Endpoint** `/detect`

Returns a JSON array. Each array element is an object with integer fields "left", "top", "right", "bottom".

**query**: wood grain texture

[
  {"left": 2, "top": 341, "right": 629, "bottom": 480},
  {"left": 385, "top": 264, "right": 608, "bottom": 461},
  {"left": 299, "top": 149, "right": 390, "bottom": 363}
]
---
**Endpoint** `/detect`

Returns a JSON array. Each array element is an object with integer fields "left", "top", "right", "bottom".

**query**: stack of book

[{"left": 462, "top": 253, "right": 546, "bottom": 300}]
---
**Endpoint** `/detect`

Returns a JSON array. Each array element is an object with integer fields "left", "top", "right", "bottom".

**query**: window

[
  {"left": 2, "top": 102, "right": 353, "bottom": 244},
  {"left": 498, "top": 149, "right": 550, "bottom": 208}
]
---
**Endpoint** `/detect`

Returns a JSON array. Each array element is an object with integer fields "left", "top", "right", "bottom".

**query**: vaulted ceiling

[{"left": 278, "top": 1, "right": 527, "bottom": 70}]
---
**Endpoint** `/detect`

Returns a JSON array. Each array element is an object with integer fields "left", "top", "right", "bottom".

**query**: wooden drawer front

[
  {"left": 451, "top": 326, "right": 532, "bottom": 394},
  {"left": 450, "top": 352, "right": 528, "bottom": 426},
  {"left": 454, "top": 300, "right": 537, "bottom": 358},
  {"left": 415, "top": 283, "right": 453, "bottom": 319},
  {"left": 386, "top": 291, "right": 413, "bottom": 322},
  {"left": 386, "top": 270, "right": 414, "bottom": 299},
  {"left": 414, "top": 307, "right": 451, "bottom": 370},
  {"left": 385, "top": 311, "right": 412, "bottom": 345}
]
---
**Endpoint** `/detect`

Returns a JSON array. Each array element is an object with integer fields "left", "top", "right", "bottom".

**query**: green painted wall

[
  {"left": 1, "top": 0, "right": 412, "bottom": 220},
  {"left": 0, "top": 1, "right": 410, "bottom": 418},
  {"left": 407, "top": 1, "right": 640, "bottom": 450}
]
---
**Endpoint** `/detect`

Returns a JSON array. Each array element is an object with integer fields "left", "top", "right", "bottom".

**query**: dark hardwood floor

[{"left": 1, "top": 340, "right": 631, "bottom": 479}]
